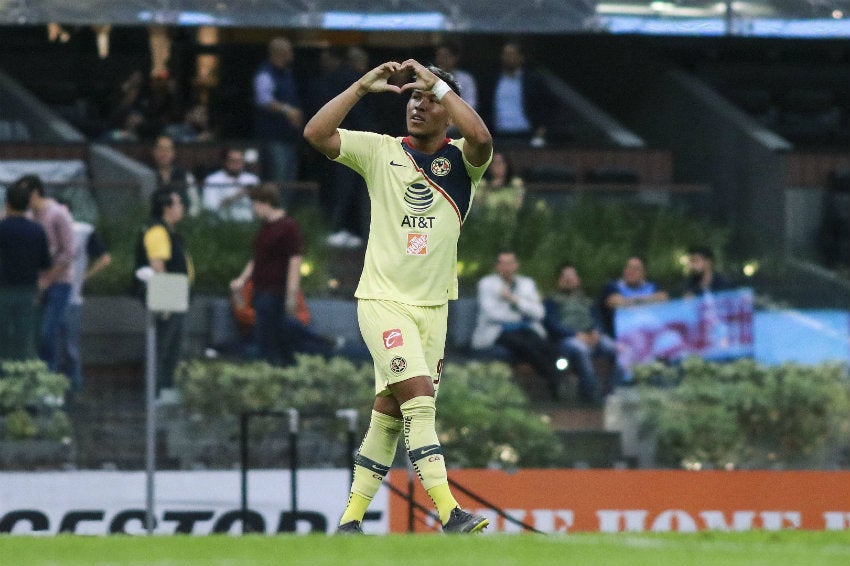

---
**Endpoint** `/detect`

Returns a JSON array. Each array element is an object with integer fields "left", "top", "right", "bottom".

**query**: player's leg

[
  {"left": 336, "top": 300, "right": 415, "bottom": 533},
  {"left": 390, "top": 304, "right": 488, "bottom": 533},
  {"left": 337, "top": 395, "right": 402, "bottom": 533}
]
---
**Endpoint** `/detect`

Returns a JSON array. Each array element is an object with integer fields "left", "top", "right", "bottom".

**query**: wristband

[{"left": 430, "top": 79, "right": 452, "bottom": 101}]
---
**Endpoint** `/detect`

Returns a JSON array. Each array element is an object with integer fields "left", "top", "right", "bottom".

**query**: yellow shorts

[{"left": 357, "top": 299, "right": 447, "bottom": 396}]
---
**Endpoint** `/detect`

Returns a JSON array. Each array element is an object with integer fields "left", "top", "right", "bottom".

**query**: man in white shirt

[
  {"left": 202, "top": 148, "right": 260, "bottom": 221},
  {"left": 471, "top": 250, "right": 564, "bottom": 400}
]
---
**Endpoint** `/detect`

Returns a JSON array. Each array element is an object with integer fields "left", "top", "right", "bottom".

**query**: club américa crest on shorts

[{"left": 390, "top": 356, "right": 407, "bottom": 374}]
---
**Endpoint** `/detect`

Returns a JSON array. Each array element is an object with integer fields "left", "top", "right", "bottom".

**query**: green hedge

[
  {"left": 634, "top": 358, "right": 850, "bottom": 469},
  {"left": 0, "top": 360, "right": 71, "bottom": 441},
  {"left": 87, "top": 199, "right": 730, "bottom": 298},
  {"left": 175, "top": 355, "right": 563, "bottom": 469}
]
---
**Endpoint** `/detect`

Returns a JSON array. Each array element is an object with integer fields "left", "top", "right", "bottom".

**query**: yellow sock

[
  {"left": 400, "top": 396, "right": 459, "bottom": 524},
  {"left": 339, "top": 411, "right": 402, "bottom": 525},
  {"left": 427, "top": 483, "right": 459, "bottom": 525},
  {"left": 340, "top": 493, "right": 371, "bottom": 525}
]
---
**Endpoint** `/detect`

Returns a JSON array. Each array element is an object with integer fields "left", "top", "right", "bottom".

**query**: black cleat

[
  {"left": 336, "top": 520, "right": 365, "bottom": 535},
  {"left": 442, "top": 507, "right": 489, "bottom": 533}
]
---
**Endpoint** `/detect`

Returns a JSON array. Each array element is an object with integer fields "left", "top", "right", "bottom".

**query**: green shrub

[
  {"left": 0, "top": 360, "right": 71, "bottom": 440},
  {"left": 175, "top": 356, "right": 563, "bottom": 469},
  {"left": 458, "top": 197, "right": 729, "bottom": 295},
  {"left": 635, "top": 358, "right": 850, "bottom": 469},
  {"left": 86, "top": 199, "right": 729, "bottom": 298}
]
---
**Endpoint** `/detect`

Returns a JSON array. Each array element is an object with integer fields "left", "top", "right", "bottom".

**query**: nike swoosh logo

[{"left": 390, "top": 161, "right": 406, "bottom": 167}]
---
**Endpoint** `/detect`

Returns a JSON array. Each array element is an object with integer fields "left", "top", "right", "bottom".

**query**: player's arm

[
  {"left": 399, "top": 59, "right": 493, "bottom": 167},
  {"left": 304, "top": 61, "right": 404, "bottom": 160}
]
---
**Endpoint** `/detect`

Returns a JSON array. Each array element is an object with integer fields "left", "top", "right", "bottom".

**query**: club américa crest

[
  {"left": 431, "top": 157, "right": 451, "bottom": 176},
  {"left": 390, "top": 356, "right": 407, "bottom": 374}
]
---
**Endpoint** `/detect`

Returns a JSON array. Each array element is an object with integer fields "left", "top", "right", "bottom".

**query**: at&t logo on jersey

[
  {"left": 406, "top": 233, "right": 428, "bottom": 255},
  {"left": 383, "top": 328, "right": 404, "bottom": 349},
  {"left": 404, "top": 183, "right": 434, "bottom": 214},
  {"left": 431, "top": 157, "right": 451, "bottom": 176}
]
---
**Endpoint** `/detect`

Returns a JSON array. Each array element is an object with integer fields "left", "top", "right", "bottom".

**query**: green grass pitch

[{"left": 1, "top": 531, "right": 849, "bottom": 566}]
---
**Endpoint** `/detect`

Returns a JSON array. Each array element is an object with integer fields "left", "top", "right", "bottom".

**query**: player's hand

[
  {"left": 357, "top": 62, "right": 404, "bottom": 95},
  {"left": 398, "top": 59, "right": 438, "bottom": 93}
]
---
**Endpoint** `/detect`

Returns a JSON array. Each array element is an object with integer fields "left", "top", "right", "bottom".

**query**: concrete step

[{"left": 536, "top": 405, "right": 605, "bottom": 432}]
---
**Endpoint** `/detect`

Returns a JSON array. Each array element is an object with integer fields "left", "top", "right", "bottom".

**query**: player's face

[{"left": 406, "top": 89, "right": 449, "bottom": 138}]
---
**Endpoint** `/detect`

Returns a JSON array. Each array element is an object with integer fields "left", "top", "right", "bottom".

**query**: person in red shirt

[{"left": 229, "top": 183, "right": 302, "bottom": 365}]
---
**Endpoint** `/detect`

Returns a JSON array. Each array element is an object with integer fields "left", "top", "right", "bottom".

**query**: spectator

[
  {"left": 25, "top": 175, "right": 76, "bottom": 373},
  {"left": 482, "top": 40, "right": 553, "bottom": 147},
  {"left": 544, "top": 263, "right": 626, "bottom": 403},
  {"left": 56, "top": 198, "right": 112, "bottom": 396},
  {"left": 163, "top": 103, "right": 215, "bottom": 144},
  {"left": 229, "top": 183, "right": 303, "bottom": 366},
  {"left": 100, "top": 109, "right": 145, "bottom": 143},
  {"left": 152, "top": 134, "right": 201, "bottom": 216},
  {"left": 0, "top": 179, "right": 51, "bottom": 362},
  {"left": 105, "top": 69, "right": 149, "bottom": 137},
  {"left": 476, "top": 151, "right": 525, "bottom": 211},
  {"left": 134, "top": 188, "right": 193, "bottom": 399},
  {"left": 230, "top": 279, "right": 345, "bottom": 359},
  {"left": 599, "top": 256, "right": 669, "bottom": 338},
  {"left": 471, "top": 250, "right": 564, "bottom": 400},
  {"left": 434, "top": 42, "right": 478, "bottom": 110},
  {"left": 253, "top": 37, "right": 303, "bottom": 184},
  {"left": 681, "top": 246, "right": 736, "bottom": 297},
  {"left": 306, "top": 46, "right": 368, "bottom": 249},
  {"left": 201, "top": 147, "right": 260, "bottom": 221}
]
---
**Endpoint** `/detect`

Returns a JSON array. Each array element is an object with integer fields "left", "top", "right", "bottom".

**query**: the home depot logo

[{"left": 406, "top": 233, "right": 428, "bottom": 255}]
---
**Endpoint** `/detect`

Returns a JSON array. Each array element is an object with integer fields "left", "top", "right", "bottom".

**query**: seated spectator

[
  {"left": 100, "top": 109, "right": 144, "bottom": 143},
  {"left": 599, "top": 256, "right": 669, "bottom": 339},
  {"left": 475, "top": 151, "right": 525, "bottom": 211},
  {"left": 202, "top": 147, "right": 260, "bottom": 221},
  {"left": 680, "top": 246, "right": 736, "bottom": 297},
  {"left": 471, "top": 250, "right": 564, "bottom": 400},
  {"left": 151, "top": 134, "right": 200, "bottom": 216},
  {"left": 163, "top": 103, "right": 215, "bottom": 144},
  {"left": 544, "top": 263, "right": 626, "bottom": 403}
]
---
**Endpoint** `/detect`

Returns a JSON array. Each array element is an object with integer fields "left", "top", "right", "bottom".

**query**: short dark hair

[
  {"left": 11, "top": 174, "right": 44, "bottom": 198},
  {"left": 249, "top": 182, "right": 280, "bottom": 208},
  {"left": 5, "top": 180, "right": 32, "bottom": 212},
  {"left": 150, "top": 188, "right": 179, "bottom": 219},
  {"left": 688, "top": 246, "right": 715, "bottom": 261},
  {"left": 427, "top": 65, "right": 461, "bottom": 98}
]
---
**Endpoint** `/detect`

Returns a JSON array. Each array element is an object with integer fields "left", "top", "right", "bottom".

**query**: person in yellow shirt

[
  {"left": 304, "top": 58, "right": 493, "bottom": 534},
  {"left": 133, "top": 188, "right": 193, "bottom": 400}
]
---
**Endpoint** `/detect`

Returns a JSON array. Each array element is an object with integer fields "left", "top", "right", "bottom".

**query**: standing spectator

[
  {"left": 134, "top": 188, "right": 193, "bottom": 399},
  {"left": 230, "top": 183, "right": 303, "bottom": 365},
  {"left": 0, "top": 179, "right": 51, "bottom": 361},
  {"left": 482, "top": 41, "right": 553, "bottom": 147},
  {"left": 544, "top": 263, "right": 625, "bottom": 403},
  {"left": 681, "top": 246, "right": 736, "bottom": 297},
  {"left": 253, "top": 37, "right": 303, "bottom": 183},
  {"left": 152, "top": 134, "right": 201, "bottom": 216},
  {"left": 56, "top": 199, "right": 112, "bottom": 396},
  {"left": 434, "top": 42, "right": 478, "bottom": 110},
  {"left": 304, "top": 58, "right": 493, "bottom": 534},
  {"left": 306, "top": 46, "right": 369, "bottom": 248},
  {"left": 201, "top": 147, "right": 260, "bottom": 221},
  {"left": 471, "top": 250, "right": 564, "bottom": 400},
  {"left": 599, "top": 256, "right": 669, "bottom": 338},
  {"left": 25, "top": 175, "right": 76, "bottom": 372}
]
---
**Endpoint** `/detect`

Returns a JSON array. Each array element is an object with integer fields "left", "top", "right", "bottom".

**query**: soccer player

[{"left": 304, "top": 58, "right": 493, "bottom": 534}]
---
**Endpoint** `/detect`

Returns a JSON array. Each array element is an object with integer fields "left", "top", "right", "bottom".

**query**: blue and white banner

[{"left": 615, "top": 288, "right": 755, "bottom": 367}]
